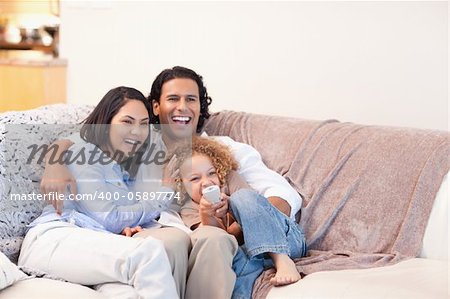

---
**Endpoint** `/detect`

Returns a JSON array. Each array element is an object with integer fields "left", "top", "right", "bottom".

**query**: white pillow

[
  {"left": 419, "top": 172, "right": 449, "bottom": 260},
  {"left": 0, "top": 252, "right": 28, "bottom": 290}
]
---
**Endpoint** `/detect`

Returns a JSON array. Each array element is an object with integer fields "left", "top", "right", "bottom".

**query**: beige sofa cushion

[
  {"left": 0, "top": 278, "right": 105, "bottom": 299},
  {"left": 267, "top": 258, "right": 448, "bottom": 299},
  {"left": 0, "top": 252, "right": 27, "bottom": 291}
]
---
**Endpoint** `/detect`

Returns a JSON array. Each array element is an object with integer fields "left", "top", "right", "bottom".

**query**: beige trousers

[
  {"left": 135, "top": 225, "right": 238, "bottom": 299},
  {"left": 186, "top": 226, "right": 239, "bottom": 299},
  {"left": 19, "top": 222, "right": 178, "bottom": 299},
  {"left": 134, "top": 227, "right": 191, "bottom": 299}
]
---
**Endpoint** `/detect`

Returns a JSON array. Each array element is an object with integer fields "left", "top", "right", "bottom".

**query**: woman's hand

[
  {"left": 40, "top": 139, "right": 76, "bottom": 215},
  {"left": 40, "top": 163, "right": 77, "bottom": 215},
  {"left": 121, "top": 226, "right": 143, "bottom": 237}
]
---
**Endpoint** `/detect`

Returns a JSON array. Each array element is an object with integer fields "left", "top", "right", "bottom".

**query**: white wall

[{"left": 60, "top": 1, "right": 448, "bottom": 131}]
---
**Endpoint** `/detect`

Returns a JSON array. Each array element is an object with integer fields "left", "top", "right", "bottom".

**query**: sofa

[{"left": 0, "top": 104, "right": 448, "bottom": 299}]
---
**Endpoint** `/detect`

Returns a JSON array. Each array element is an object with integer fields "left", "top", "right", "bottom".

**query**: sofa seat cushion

[
  {"left": 267, "top": 258, "right": 447, "bottom": 299},
  {"left": 0, "top": 278, "right": 105, "bottom": 299}
]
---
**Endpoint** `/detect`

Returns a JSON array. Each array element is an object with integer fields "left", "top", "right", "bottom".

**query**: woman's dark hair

[
  {"left": 80, "top": 86, "right": 151, "bottom": 150},
  {"left": 149, "top": 66, "right": 212, "bottom": 133}
]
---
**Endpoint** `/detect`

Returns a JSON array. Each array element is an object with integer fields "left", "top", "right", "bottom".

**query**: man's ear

[{"left": 152, "top": 100, "right": 159, "bottom": 116}]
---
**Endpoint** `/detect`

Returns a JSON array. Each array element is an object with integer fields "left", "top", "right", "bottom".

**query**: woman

[{"left": 19, "top": 86, "right": 178, "bottom": 299}]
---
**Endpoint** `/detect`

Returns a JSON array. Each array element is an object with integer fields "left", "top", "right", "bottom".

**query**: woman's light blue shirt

[{"left": 29, "top": 141, "right": 172, "bottom": 234}]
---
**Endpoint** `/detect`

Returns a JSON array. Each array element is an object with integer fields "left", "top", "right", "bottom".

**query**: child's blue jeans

[{"left": 229, "top": 189, "right": 307, "bottom": 299}]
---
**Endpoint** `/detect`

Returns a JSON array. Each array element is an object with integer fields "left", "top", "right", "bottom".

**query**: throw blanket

[{"left": 204, "top": 111, "right": 450, "bottom": 298}]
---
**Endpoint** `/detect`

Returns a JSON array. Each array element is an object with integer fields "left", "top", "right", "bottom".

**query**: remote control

[{"left": 202, "top": 185, "right": 221, "bottom": 203}]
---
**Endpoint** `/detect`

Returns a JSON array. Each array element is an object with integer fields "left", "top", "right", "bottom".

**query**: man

[{"left": 40, "top": 66, "right": 302, "bottom": 299}]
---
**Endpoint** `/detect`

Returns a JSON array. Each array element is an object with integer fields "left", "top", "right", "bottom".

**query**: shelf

[{"left": 0, "top": 40, "right": 54, "bottom": 54}]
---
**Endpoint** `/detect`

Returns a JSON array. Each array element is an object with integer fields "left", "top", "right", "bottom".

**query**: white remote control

[{"left": 202, "top": 185, "right": 221, "bottom": 203}]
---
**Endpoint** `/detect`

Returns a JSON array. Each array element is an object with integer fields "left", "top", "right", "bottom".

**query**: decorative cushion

[
  {"left": 0, "top": 104, "right": 94, "bottom": 263},
  {"left": 0, "top": 251, "right": 28, "bottom": 290}
]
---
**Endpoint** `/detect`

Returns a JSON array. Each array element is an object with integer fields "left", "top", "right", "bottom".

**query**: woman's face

[
  {"left": 179, "top": 154, "right": 220, "bottom": 203},
  {"left": 152, "top": 78, "right": 201, "bottom": 144},
  {"left": 108, "top": 99, "right": 149, "bottom": 159}
]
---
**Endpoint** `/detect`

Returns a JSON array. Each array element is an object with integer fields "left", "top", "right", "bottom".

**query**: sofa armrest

[{"left": 419, "top": 172, "right": 449, "bottom": 260}]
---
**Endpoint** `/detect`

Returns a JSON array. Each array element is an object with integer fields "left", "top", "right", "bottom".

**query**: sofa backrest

[
  {"left": 0, "top": 105, "right": 448, "bottom": 262},
  {"left": 204, "top": 110, "right": 450, "bottom": 260}
]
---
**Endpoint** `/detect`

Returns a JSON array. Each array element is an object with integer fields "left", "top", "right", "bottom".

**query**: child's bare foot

[{"left": 269, "top": 253, "right": 301, "bottom": 286}]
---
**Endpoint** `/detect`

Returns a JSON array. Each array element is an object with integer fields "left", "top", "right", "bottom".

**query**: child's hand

[
  {"left": 121, "top": 226, "right": 143, "bottom": 237},
  {"left": 199, "top": 196, "right": 224, "bottom": 227},
  {"left": 214, "top": 193, "right": 229, "bottom": 219},
  {"left": 199, "top": 196, "right": 217, "bottom": 217}
]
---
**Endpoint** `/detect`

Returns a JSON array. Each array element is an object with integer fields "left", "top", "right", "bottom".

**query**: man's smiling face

[{"left": 152, "top": 78, "right": 201, "bottom": 144}]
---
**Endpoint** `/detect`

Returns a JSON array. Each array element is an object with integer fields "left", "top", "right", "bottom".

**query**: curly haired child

[{"left": 169, "top": 136, "right": 307, "bottom": 299}]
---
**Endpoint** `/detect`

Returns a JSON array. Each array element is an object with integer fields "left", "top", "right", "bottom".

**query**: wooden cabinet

[{"left": 0, "top": 59, "right": 66, "bottom": 112}]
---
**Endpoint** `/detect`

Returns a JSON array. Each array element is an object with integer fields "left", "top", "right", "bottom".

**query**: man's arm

[
  {"left": 268, "top": 196, "right": 291, "bottom": 217},
  {"left": 213, "top": 136, "right": 302, "bottom": 219}
]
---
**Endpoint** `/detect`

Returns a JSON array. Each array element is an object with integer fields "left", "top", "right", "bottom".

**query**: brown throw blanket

[{"left": 204, "top": 111, "right": 450, "bottom": 298}]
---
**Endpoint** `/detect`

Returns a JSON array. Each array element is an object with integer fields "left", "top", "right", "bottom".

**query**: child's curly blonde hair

[{"left": 169, "top": 136, "right": 238, "bottom": 204}]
